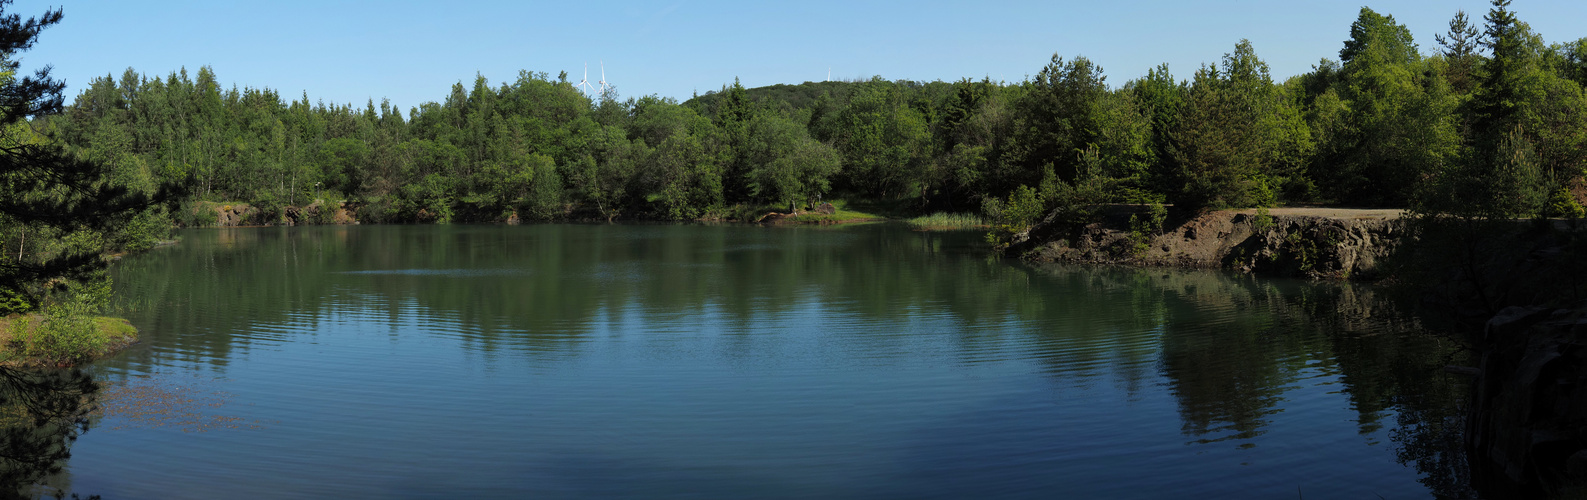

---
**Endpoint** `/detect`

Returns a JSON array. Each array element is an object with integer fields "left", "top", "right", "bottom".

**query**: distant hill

[
  {"left": 684, "top": 78, "right": 956, "bottom": 121},
  {"left": 685, "top": 80, "right": 858, "bottom": 116}
]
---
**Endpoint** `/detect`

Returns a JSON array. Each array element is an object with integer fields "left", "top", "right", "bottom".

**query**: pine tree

[
  {"left": 1435, "top": 10, "right": 1482, "bottom": 93},
  {"left": 1472, "top": 0, "right": 1524, "bottom": 151},
  {"left": 0, "top": 2, "right": 165, "bottom": 313}
]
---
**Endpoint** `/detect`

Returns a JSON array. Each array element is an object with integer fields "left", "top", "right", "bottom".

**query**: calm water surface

[{"left": 64, "top": 224, "right": 1468, "bottom": 498}]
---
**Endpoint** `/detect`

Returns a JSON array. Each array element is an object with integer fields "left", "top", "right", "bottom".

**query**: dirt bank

[{"left": 1009, "top": 206, "right": 1405, "bottom": 280}]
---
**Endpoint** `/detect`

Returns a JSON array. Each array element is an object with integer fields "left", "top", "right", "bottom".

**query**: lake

[{"left": 52, "top": 223, "right": 1468, "bottom": 498}]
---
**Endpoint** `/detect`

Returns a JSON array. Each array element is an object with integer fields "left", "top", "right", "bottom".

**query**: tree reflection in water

[
  {"left": 108, "top": 225, "right": 1484, "bottom": 497},
  {"left": 1031, "top": 265, "right": 1477, "bottom": 497},
  {"left": 0, "top": 367, "right": 97, "bottom": 500}
]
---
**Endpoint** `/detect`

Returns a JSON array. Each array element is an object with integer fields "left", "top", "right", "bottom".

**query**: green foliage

[
  {"left": 4, "top": 277, "right": 118, "bottom": 365},
  {"left": 1127, "top": 202, "right": 1168, "bottom": 255},
  {"left": 1435, "top": 10, "right": 1483, "bottom": 94},
  {"left": 0, "top": 5, "right": 174, "bottom": 319},
  {"left": 743, "top": 113, "right": 841, "bottom": 209},
  {"left": 306, "top": 202, "right": 338, "bottom": 225},
  {"left": 1551, "top": 38, "right": 1587, "bottom": 89},
  {"left": 23, "top": 305, "right": 105, "bottom": 364},
  {"left": 29, "top": 1, "right": 1587, "bottom": 233},
  {"left": 1012, "top": 55, "right": 1111, "bottom": 187},
  {"left": 1281, "top": 230, "right": 1322, "bottom": 272},
  {"left": 904, "top": 212, "right": 986, "bottom": 230},
  {"left": 109, "top": 206, "right": 172, "bottom": 251},
  {"left": 176, "top": 200, "right": 219, "bottom": 227},
  {"left": 1253, "top": 206, "right": 1275, "bottom": 232},
  {"left": 828, "top": 77, "right": 931, "bottom": 199},
  {"left": 1544, "top": 186, "right": 1584, "bottom": 218},
  {"left": 1418, "top": 127, "right": 1548, "bottom": 219},
  {"left": 1311, "top": 8, "right": 1460, "bottom": 206},
  {"left": 986, "top": 166, "right": 1108, "bottom": 246},
  {"left": 1169, "top": 40, "right": 1313, "bottom": 211},
  {"left": 0, "top": 287, "right": 31, "bottom": 315},
  {"left": 999, "top": 185, "right": 1047, "bottom": 230},
  {"left": 1340, "top": 7, "right": 1418, "bottom": 66},
  {"left": 247, "top": 192, "right": 287, "bottom": 225},
  {"left": 394, "top": 173, "right": 456, "bottom": 223}
]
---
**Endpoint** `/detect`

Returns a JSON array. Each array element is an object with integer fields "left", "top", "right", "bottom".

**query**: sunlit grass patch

[
  {"left": 756, "top": 199, "right": 887, "bottom": 224},
  {"left": 786, "top": 208, "right": 883, "bottom": 223},
  {"left": 0, "top": 314, "right": 138, "bottom": 366},
  {"left": 905, "top": 212, "right": 987, "bottom": 230}
]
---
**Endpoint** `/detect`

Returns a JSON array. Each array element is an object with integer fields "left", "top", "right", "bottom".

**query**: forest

[
  {"left": 4, "top": 1, "right": 1587, "bottom": 312},
  {"left": 40, "top": 2, "right": 1587, "bottom": 231}
]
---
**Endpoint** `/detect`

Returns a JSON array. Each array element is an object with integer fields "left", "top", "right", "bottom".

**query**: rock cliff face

[
  {"left": 1469, "top": 307, "right": 1587, "bottom": 498},
  {"left": 1011, "top": 207, "right": 1403, "bottom": 280}
]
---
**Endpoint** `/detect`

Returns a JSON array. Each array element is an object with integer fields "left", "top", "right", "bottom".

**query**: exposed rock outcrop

[
  {"left": 195, "top": 201, "right": 359, "bottom": 227},
  {"left": 1467, "top": 306, "right": 1587, "bottom": 498},
  {"left": 1012, "top": 206, "right": 1403, "bottom": 280}
]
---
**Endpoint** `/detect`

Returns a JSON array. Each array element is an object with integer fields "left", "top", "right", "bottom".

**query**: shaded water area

[{"left": 26, "top": 224, "right": 1474, "bottom": 498}]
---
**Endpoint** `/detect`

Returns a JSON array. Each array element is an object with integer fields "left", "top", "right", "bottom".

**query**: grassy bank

[
  {"left": 751, "top": 200, "right": 889, "bottom": 225},
  {"left": 0, "top": 314, "right": 138, "bottom": 367}
]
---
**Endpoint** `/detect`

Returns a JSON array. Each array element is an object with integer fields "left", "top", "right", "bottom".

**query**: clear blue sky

[{"left": 11, "top": 1, "right": 1587, "bottom": 113}]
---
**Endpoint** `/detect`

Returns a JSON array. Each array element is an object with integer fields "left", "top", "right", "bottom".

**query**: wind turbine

[
  {"left": 598, "top": 61, "right": 609, "bottom": 94},
  {"left": 575, "top": 63, "right": 594, "bottom": 95}
]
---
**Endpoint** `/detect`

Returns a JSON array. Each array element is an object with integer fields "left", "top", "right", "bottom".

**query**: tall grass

[{"left": 905, "top": 212, "right": 987, "bottom": 230}]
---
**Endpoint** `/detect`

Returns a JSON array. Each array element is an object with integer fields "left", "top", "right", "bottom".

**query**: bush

[
  {"left": 26, "top": 305, "right": 106, "bottom": 364},
  {"left": 248, "top": 193, "right": 287, "bottom": 225},
  {"left": 8, "top": 278, "right": 116, "bottom": 364},
  {"left": 986, "top": 167, "right": 1108, "bottom": 247},
  {"left": 109, "top": 206, "right": 172, "bottom": 252},
  {"left": 1544, "top": 187, "right": 1584, "bottom": 219},
  {"left": 1128, "top": 202, "right": 1168, "bottom": 255},
  {"left": 0, "top": 287, "right": 32, "bottom": 315},
  {"left": 1001, "top": 185, "right": 1046, "bottom": 229},
  {"left": 308, "top": 202, "right": 339, "bottom": 225},
  {"left": 176, "top": 200, "right": 219, "bottom": 228},
  {"left": 1253, "top": 206, "right": 1275, "bottom": 232}
]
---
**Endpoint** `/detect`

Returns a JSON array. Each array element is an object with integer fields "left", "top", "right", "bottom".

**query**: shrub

[
  {"left": 248, "top": 193, "right": 286, "bottom": 225},
  {"left": 1128, "top": 203, "right": 1168, "bottom": 255},
  {"left": 1253, "top": 206, "right": 1274, "bottom": 232},
  {"left": 26, "top": 305, "right": 106, "bottom": 363},
  {"left": 0, "top": 287, "right": 33, "bottom": 315},
  {"left": 1544, "top": 187, "right": 1584, "bottom": 219},
  {"left": 177, "top": 200, "right": 219, "bottom": 228}
]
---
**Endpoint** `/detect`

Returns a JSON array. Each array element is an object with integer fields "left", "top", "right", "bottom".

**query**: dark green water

[{"left": 51, "top": 224, "right": 1468, "bottom": 498}]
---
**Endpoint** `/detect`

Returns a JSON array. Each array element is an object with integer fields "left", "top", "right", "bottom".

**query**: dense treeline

[{"left": 37, "top": 0, "right": 1587, "bottom": 231}]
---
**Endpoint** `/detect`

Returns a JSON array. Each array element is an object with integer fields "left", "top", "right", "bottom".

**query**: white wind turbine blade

[{"left": 576, "top": 63, "right": 593, "bottom": 94}]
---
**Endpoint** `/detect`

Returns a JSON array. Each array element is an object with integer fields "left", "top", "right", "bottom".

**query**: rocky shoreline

[
  {"left": 1007, "top": 205, "right": 1405, "bottom": 280},
  {"left": 1005, "top": 204, "right": 1587, "bottom": 496}
]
